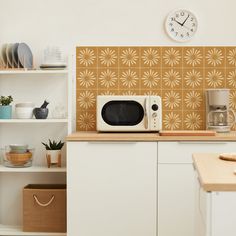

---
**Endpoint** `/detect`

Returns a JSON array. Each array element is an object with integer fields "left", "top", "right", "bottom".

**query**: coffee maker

[{"left": 206, "top": 89, "right": 235, "bottom": 133}]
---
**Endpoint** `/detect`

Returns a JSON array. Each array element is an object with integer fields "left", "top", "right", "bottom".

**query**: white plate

[
  {"left": 1, "top": 44, "right": 8, "bottom": 67},
  {"left": 40, "top": 67, "right": 66, "bottom": 70},
  {"left": 17, "top": 43, "right": 33, "bottom": 69},
  {"left": 40, "top": 63, "right": 67, "bottom": 67},
  {"left": 6, "top": 43, "right": 13, "bottom": 68},
  {"left": 11, "top": 43, "right": 21, "bottom": 68}
]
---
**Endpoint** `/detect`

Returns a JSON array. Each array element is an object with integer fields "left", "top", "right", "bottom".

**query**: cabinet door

[
  {"left": 211, "top": 192, "right": 236, "bottom": 236},
  {"left": 158, "top": 141, "right": 236, "bottom": 236},
  {"left": 158, "top": 164, "right": 195, "bottom": 236},
  {"left": 67, "top": 141, "right": 157, "bottom": 236},
  {"left": 194, "top": 172, "right": 209, "bottom": 236}
]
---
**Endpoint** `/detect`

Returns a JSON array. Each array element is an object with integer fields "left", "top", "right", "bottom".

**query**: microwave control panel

[{"left": 149, "top": 96, "right": 162, "bottom": 130}]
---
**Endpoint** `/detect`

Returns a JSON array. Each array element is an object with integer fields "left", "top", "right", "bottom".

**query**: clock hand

[
  {"left": 173, "top": 19, "right": 183, "bottom": 26},
  {"left": 181, "top": 14, "right": 189, "bottom": 26}
]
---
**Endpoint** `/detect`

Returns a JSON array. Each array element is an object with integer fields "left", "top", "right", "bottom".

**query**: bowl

[
  {"left": 33, "top": 108, "right": 48, "bottom": 119},
  {"left": 9, "top": 144, "right": 28, "bottom": 153},
  {"left": 1, "top": 146, "right": 34, "bottom": 167},
  {"left": 15, "top": 107, "right": 34, "bottom": 119},
  {"left": 6, "top": 152, "right": 32, "bottom": 166}
]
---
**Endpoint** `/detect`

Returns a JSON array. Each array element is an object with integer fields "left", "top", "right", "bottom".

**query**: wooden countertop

[
  {"left": 66, "top": 131, "right": 236, "bottom": 141},
  {"left": 193, "top": 153, "right": 236, "bottom": 191}
]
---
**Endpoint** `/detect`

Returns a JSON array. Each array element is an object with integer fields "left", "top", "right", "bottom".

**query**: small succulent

[
  {"left": 42, "top": 139, "right": 64, "bottom": 150},
  {"left": 0, "top": 96, "right": 13, "bottom": 106}
]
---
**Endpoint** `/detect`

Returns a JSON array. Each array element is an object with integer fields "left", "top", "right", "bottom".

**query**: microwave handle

[{"left": 144, "top": 98, "right": 148, "bottom": 129}]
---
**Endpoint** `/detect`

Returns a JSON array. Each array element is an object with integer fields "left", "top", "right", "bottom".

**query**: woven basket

[{"left": 23, "top": 184, "right": 66, "bottom": 232}]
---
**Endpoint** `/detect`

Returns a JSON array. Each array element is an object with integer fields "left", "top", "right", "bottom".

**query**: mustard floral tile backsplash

[{"left": 76, "top": 46, "right": 236, "bottom": 131}]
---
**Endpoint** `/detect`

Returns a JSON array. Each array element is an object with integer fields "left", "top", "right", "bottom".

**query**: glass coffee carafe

[{"left": 207, "top": 107, "right": 236, "bottom": 132}]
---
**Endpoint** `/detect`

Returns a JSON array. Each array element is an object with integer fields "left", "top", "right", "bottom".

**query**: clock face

[{"left": 165, "top": 9, "right": 198, "bottom": 42}]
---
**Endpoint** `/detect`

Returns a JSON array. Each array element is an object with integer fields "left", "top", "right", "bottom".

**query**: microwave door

[
  {"left": 101, "top": 101, "right": 144, "bottom": 126},
  {"left": 144, "top": 98, "right": 148, "bottom": 130}
]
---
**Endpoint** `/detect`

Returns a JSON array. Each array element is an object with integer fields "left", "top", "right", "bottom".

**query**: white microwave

[{"left": 96, "top": 95, "right": 162, "bottom": 132}]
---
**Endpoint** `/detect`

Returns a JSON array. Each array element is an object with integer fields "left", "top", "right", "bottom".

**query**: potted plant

[
  {"left": 0, "top": 95, "right": 13, "bottom": 119},
  {"left": 42, "top": 139, "right": 64, "bottom": 168}
]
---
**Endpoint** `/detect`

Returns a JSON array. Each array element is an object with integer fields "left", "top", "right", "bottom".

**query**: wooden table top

[{"left": 193, "top": 153, "right": 236, "bottom": 191}]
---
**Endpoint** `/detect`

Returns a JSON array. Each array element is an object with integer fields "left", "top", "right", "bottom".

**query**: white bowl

[
  {"left": 9, "top": 144, "right": 28, "bottom": 153},
  {"left": 15, "top": 107, "right": 34, "bottom": 119},
  {"left": 15, "top": 102, "right": 34, "bottom": 108}
]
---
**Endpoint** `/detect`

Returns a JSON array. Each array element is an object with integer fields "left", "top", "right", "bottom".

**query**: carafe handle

[
  {"left": 229, "top": 109, "right": 236, "bottom": 128},
  {"left": 207, "top": 110, "right": 214, "bottom": 126}
]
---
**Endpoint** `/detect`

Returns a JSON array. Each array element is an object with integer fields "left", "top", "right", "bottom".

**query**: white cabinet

[
  {"left": 195, "top": 174, "right": 236, "bottom": 236},
  {"left": 0, "top": 70, "right": 72, "bottom": 236},
  {"left": 158, "top": 163, "right": 195, "bottom": 236},
  {"left": 67, "top": 141, "right": 157, "bottom": 236},
  {"left": 158, "top": 141, "right": 236, "bottom": 236},
  {"left": 194, "top": 174, "right": 210, "bottom": 236}
]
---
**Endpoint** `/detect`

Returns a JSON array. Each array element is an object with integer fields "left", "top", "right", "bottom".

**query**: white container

[
  {"left": 15, "top": 102, "right": 34, "bottom": 108},
  {"left": 15, "top": 103, "right": 34, "bottom": 119}
]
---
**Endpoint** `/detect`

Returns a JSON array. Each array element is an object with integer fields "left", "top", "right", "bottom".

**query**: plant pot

[
  {"left": 46, "top": 150, "right": 61, "bottom": 168},
  {"left": 0, "top": 105, "right": 12, "bottom": 119}
]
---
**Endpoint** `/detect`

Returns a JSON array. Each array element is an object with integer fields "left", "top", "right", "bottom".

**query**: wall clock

[{"left": 165, "top": 9, "right": 198, "bottom": 42}]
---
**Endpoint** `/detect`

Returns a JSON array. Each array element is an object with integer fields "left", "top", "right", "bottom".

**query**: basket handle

[{"left": 33, "top": 194, "right": 55, "bottom": 207}]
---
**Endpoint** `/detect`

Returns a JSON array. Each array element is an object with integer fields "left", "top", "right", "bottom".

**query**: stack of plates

[
  {"left": 40, "top": 46, "right": 67, "bottom": 70},
  {"left": 0, "top": 43, "right": 33, "bottom": 69},
  {"left": 40, "top": 63, "right": 67, "bottom": 70}
]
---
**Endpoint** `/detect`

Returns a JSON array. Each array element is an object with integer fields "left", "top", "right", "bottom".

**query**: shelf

[
  {"left": 0, "top": 70, "right": 68, "bottom": 75},
  {"left": 0, "top": 224, "right": 66, "bottom": 235},
  {"left": 0, "top": 61, "right": 70, "bottom": 234},
  {"left": 0, "top": 165, "right": 66, "bottom": 173},
  {"left": 0, "top": 119, "right": 68, "bottom": 123}
]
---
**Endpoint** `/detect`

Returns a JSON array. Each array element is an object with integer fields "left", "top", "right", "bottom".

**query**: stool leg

[
  {"left": 58, "top": 153, "right": 61, "bottom": 167},
  {"left": 46, "top": 154, "right": 51, "bottom": 168}
]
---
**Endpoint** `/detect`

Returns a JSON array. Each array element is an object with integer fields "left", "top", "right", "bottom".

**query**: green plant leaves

[
  {"left": 0, "top": 96, "right": 13, "bottom": 106},
  {"left": 42, "top": 139, "right": 64, "bottom": 150}
]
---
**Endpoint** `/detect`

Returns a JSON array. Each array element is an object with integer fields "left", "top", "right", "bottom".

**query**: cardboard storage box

[{"left": 23, "top": 184, "right": 66, "bottom": 232}]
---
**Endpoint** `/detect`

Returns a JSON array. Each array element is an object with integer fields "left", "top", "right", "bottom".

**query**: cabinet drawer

[{"left": 158, "top": 141, "right": 235, "bottom": 163}]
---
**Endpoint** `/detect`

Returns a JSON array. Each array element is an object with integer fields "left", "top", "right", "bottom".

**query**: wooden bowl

[{"left": 6, "top": 152, "right": 32, "bottom": 165}]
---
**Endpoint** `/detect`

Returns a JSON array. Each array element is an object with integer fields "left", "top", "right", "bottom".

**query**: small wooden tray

[
  {"left": 219, "top": 153, "right": 236, "bottom": 162},
  {"left": 159, "top": 130, "right": 216, "bottom": 136}
]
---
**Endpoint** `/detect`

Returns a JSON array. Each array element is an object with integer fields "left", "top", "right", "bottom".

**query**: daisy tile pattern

[{"left": 76, "top": 46, "right": 236, "bottom": 131}]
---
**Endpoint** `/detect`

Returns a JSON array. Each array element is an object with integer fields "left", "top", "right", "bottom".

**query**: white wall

[{"left": 1, "top": 0, "right": 236, "bottom": 65}]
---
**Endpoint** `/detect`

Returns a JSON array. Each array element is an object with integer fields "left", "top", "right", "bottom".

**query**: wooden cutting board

[
  {"left": 159, "top": 130, "right": 216, "bottom": 136},
  {"left": 219, "top": 153, "right": 236, "bottom": 162}
]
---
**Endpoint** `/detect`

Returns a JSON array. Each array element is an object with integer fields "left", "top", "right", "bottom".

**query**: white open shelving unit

[
  {"left": 0, "top": 165, "right": 67, "bottom": 173},
  {"left": 0, "top": 70, "right": 68, "bottom": 75},
  {"left": 0, "top": 68, "right": 72, "bottom": 235},
  {"left": 0, "top": 224, "right": 66, "bottom": 236},
  {"left": 0, "top": 119, "right": 68, "bottom": 123}
]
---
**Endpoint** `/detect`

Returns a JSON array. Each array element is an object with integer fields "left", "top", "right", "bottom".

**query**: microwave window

[{"left": 101, "top": 101, "right": 144, "bottom": 126}]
